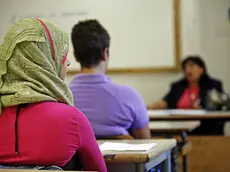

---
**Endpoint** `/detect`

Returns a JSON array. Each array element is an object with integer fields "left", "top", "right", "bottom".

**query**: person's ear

[{"left": 102, "top": 48, "right": 109, "bottom": 61}]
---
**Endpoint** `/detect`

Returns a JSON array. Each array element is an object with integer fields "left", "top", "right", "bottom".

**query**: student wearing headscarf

[
  {"left": 0, "top": 18, "right": 106, "bottom": 172},
  {"left": 148, "top": 56, "right": 224, "bottom": 135}
]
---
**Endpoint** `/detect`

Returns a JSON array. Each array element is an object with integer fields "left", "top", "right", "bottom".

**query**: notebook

[{"left": 99, "top": 142, "right": 157, "bottom": 152}]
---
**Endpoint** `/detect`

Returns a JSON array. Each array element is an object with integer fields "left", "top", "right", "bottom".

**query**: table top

[
  {"left": 149, "top": 121, "right": 201, "bottom": 132},
  {"left": 98, "top": 139, "right": 176, "bottom": 163},
  {"left": 148, "top": 110, "right": 230, "bottom": 121}
]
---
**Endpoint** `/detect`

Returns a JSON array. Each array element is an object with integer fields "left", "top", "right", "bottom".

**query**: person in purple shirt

[{"left": 69, "top": 20, "right": 150, "bottom": 139}]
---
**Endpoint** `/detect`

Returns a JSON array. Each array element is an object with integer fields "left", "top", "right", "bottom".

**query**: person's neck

[
  {"left": 188, "top": 81, "right": 198, "bottom": 87},
  {"left": 80, "top": 66, "right": 105, "bottom": 74}
]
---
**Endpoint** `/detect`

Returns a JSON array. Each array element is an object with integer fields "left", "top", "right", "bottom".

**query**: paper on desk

[
  {"left": 148, "top": 109, "right": 206, "bottom": 116},
  {"left": 148, "top": 110, "right": 170, "bottom": 116},
  {"left": 99, "top": 142, "right": 157, "bottom": 152}
]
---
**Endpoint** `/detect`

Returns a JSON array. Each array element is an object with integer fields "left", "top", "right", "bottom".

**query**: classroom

[{"left": 0, "top": 0, "right": 230, "bottom": 172}]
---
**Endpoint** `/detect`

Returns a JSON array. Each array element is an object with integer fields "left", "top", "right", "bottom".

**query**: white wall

[{"left": 200, "top": 0, "right": 230, "bottom": 93}]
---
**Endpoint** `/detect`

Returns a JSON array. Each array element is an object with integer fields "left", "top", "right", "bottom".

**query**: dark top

[
  {"left": 163, "top": 76, "right": 223, "bottom": 109},
  {"left": 163, "top": 76, "right": 224, "bottom": 135}
]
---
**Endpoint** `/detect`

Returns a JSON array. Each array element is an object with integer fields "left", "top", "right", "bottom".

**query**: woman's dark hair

[
  {"left": 181, "top": 55, "right": 209, "bottom": 83},
  {"left": 181, "top": 55, "right": 207, "bottom": 74}
]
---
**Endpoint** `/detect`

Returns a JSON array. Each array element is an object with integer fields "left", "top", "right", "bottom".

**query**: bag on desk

[{"left": 206, "top": 89, "right": 230, "bottom": 110}]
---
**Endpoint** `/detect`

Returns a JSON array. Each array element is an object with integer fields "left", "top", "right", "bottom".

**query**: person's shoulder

[
  {"left": 45, "top": 102, "right": 90, "bottom": 123},
  {"left": 31, "top": 102, "right": 83, "bottom": 117},
  {"left": 206, "top": 77, "right": 223, "bottom": 91},
  {"left": 29, "top": 102, "right": 90, "bottom": 130},
  {"left": 117, "top": 84, "right": 140, "bottom": 96},
  {"left": 208, "top": 77, "right": 222, "bottom": 85},
  {"left": 69, "top": 75, "right": 79, "bottom": 87},
  {"left": 112, "top": 84, "right": 143, "bottom": 103},
  {"left": 171, "top": 78, "right": 187, "bottom": 88}
]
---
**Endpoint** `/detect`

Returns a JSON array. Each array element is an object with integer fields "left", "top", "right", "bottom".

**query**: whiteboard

[{"left": 0, "top": 0, "right": 181, "bottom": 73}]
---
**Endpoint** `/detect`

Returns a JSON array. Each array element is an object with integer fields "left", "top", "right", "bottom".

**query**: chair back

[{"left": 96, "top": 135, "right": 134, "bottom": 140}]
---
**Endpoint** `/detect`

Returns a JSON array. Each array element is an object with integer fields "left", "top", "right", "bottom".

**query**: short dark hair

[
  {"left": 181, "top": 55, "right": 207, "bottom": 74},
  {"left": 71, "top": 19, "right": 110, "bottom": 68}
]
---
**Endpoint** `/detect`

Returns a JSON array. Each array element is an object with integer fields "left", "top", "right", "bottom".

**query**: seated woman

[
  {"left": 148, "top": 56, "right": 224, "bottom": 135},
  {"left": 0, "top": 18, "right": 106, "bottom": 172},
  {"left": 69, "top": 20, "right": 150, "bottom": 139}
]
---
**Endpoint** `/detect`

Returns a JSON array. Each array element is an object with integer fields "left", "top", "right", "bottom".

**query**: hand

[
  {"left": 192, "top": 99, "right": 201, "bottom": 109},
  {"left": 146, "top": 104, "right": 153, "bottom": 109},
  {"left": 146, "top": 100, "right": 168, "bottom": 110}
]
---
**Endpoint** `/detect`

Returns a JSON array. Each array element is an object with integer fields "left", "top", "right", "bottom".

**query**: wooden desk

[
  {"left": 149, "top": 121, "right": 201, "bottom": 132},
  {"left": 148, "top": 111, "right": 230, "bottom": 121},
  {"left": 98, "top": 139, "right": 176, "bottom": 172},
  {"left": 147, "top": 111, "right": 230, "bottom": 172},
  {"left": 185, "top": 136, "right": 230, "bottom": 172},
  {"left": 149, "top": 121, "right": 200, "bottom": 172}
]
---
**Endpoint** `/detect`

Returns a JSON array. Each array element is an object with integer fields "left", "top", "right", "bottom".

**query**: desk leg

[
  {"left": 171, "top": 147, "right": 179, "bottom": 172},
  {"left": 107, "top": 163, "right": 136, "bottom": 172},
  {"left": 135, "top": 163, "right": 145, "bottom": 172},
  {"left": 161, "top": 151, "right": 171, "bottom": 172},
  {"left": 164, "top": 134, "right": 178, "bottom": 172},
  {"left": 181, "top": 132, "right": 188, "bottom": 172}
]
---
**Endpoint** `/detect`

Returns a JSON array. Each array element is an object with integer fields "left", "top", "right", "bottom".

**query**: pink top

[
  {"left": 0, "top": 102, "right": 106, "bottom": 172},
  {"left": 177, "top": 86, "right": 199, "bottom": 109}
]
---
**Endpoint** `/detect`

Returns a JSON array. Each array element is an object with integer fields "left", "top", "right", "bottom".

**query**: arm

[
  {"left": 148, "top": 84, "right": 175, "bottom": 109},
  {"left": 130, "top": 90, "right": 151, "bottom": 139},
  {"left": 78, "top": 114, "right": 107, "bottom": 172},
  {"left": 131, "top": 125, "right": 151, "bottom": 139},
  {"left": 147, "top": 100, "right": 168, "bottom": 109}
]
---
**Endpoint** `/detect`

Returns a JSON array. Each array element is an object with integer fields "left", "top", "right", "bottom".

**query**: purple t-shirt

[{"left": 69, "top": 74, "right": 149, "bottom": 137}]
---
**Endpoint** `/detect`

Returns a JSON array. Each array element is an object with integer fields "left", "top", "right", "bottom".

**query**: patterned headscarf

[{"left": 0, "top": 18, "right": 73, "bottom": 114}]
